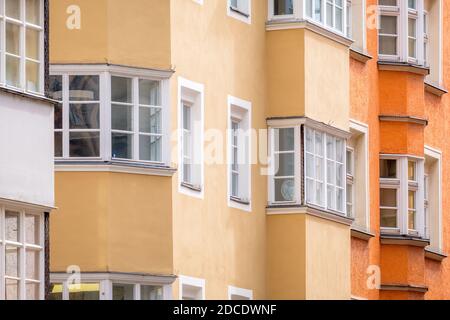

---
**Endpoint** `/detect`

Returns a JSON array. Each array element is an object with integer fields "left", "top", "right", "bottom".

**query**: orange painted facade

[{"left": 350, "top": 0, "right": 450, "bottom": 300}]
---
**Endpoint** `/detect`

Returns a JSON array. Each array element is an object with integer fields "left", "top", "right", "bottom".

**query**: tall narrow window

[
  {"left": 380, "top": 159, "right": 399, "bottom": 229},
  {"left": 49, "top": 75, "right": 63, "bottom": 158},
  {"left": 408, "top": 18, "right": 417, "bottom": 59},
  {"left": 1, "top": 0, "right": 43, "bottom": 93},
  {"left": 326, "top": 0, "right": 344, "bottom": 32},
  {"left": 408, "top": 161, "right": 418, "bottom": 232},
  {"left": 111, "top": 76, "right": 133, "bottom": 160},
  {"left": 423, "top": 11, "right": 428, "bottom": 65},
  {"left": 379, "top": 15, "right": 398, "bottom": 56},
  {"left": 231, "top": 121, "right": 239, "bottom": 198},
  {"left": 273, "top": 128, "right": 296, "bottom": 203},
  {"left": 424, "top": 174, "right": 429, "bottom": 238},
  {"left": 346, "top": 148, "right": 354, "bottom": 217},
  {"left": 182, "top": 103, "right": 193, "bottom": 185}
]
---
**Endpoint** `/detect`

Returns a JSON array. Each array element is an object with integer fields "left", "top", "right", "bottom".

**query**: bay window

[
  {"left": 268, "top": 121, "right": 349, "bottom": 217},
  {"left": 380, "top": 156, "right": 425, "bottom": 237},
  {"left": 49, "top": 66, "right": 169, "bottom": 165},
  {"left": 269, "top": 0, "right": 347, "bottom": 35},
  {"left": 0, "top": 205, "right": 45, "bottom": 300},
  {"left": 0, "top": 0, "right": 44, "bottom": 94},
  {"left": 378, "top": 0, "right": 434, "bottom": 67}
]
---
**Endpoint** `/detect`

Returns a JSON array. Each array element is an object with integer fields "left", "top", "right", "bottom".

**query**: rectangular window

[
  {"left": 1, "top": 0, "right": 44, "bottom": 93},
  {"left": 379, "top": 15, "right": 398, "bottom": 56},
  {"left": 1, "top": 206, "right": 44, "bottom": 300},
  {"left": 346, "top": 148, "right": 354, "bottom": 217},
  {"left": 231, "top": 121, "right": 239, "bottom": 198},
  {"left": 380, "top": 156, "right": 425, "bottom": 236},
  {"left": 408, "top": 17, "right": 417, "bottom": 59},
  {"left": 273, "top": 0, "right": 294, "bottom": 16},
  {"left": 179, "top": 77, "right": 204, "bottom": 196},
  {"left": 305, "top": 127, "right": 346, "bottom": 214},
  {"left": 49, "top": 69, "right": 166, "bottom": 163},
  {"left": 325, "top": 0, "right": 344, "bottom": 32},
  {"left": 273, "top": 128, "right": 296, "bottom": 203}
]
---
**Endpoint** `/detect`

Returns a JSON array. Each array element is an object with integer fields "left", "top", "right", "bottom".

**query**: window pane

[
  {"left": 336, "top": 188, "right": 344, "bottom": 212},
  {"left": 69, "top": 104, "right": 100, "bottom": 129},
  {"left": 381, "top": 209, "right": 397, "bottom": 228},
  {"left": 380, "top": 16, "right": 397, "bottom": 35},
  {"left": 112, "top": 284, "right": 134, "bottom": 301},
  {"left": 5, "top": 279, "right": 19, "bottom": 301},
  {"left": 6, "top": 22, "right": 20, "bottom": 55},
  {"left": 5, "top": 246, "right": 19, "bottom": 277},
  {"left": 140, "top": 135, "right": 162, "bottom": 162},
  {"left": 69, "top": 283, "right": 100, "bottom": 300},
  {"left": 48, "top": 284, "right": 63, "bottom": 300},
  {"left": 276, "top": 128, "right": 294, "bottom": 152},
  {"left": 346, "top": 150, "right": 353, "bottom": 175},
  {"left": 111, "top": 76, "right": 132, "bottom": 103},
  {"left": 336, "top": 139, "right": 343, "bottom": 162},
  {"left": 305, "top": 128, "right": 314, "bottom": 153},
  {"left": 5, "top": 211, "right": 19, "bottom": 242},
  {"left": 69, "top": 132, "right": 100, "bottom": 157},
  {"left": 326, "top": 2, "right": 333, "bottom": 27},
  {"left": 327, "top": 160, "right": 335, "bottom": 184},
  {"left": 327, "top": 185, "right": 335, "bottom": 209},
  {"left": 139, "top": 79, "right": 160, "bottom": 105},
  {"left": 306, "top": 153, "right": 314, "bottom": 178},
  {"left": 26, "top": 60, "right": 40, "bottom": 92},
  {"left": 26, "top": 282, "right": 39, "bottom": 300},
  {"left": 379, "top": 0, "right": 397, "bottom": 6},
  {"left": 69, "top": 76, "right": 99, "bottom": 101},
  {"left": 408, "top": 161, "right": 416, "bottom": 181},
  {"left": 6, "top": 0, "right": 20, "bottom": 19},
  {"left": 6, "top": 55, "right": 20, "bottom": 87},
  {"left": 183, "top": 105, "right": 191, "bottom": 130},
  {"left": 274, "top": 178, "right": 295, "bottom": 202},
  {"left": 232, "top": 172, "right": 239, "bottom": 197},
  {"left": 408, "top": 0, "right": 416, "bottom": 9},
  {"left": 26, "top": 250, "right": 39, "bottom": 280},
  {"left": 275, "top": 153, "right": 294, "bottom": 177},
  {"left": 112, "top": 104, "right": 133, "bottom": 131},
  {"left": 26, "top": 28, "right": 40, "bottom": 60},
  {"left": 380, "top": 188, "right": 397, "bottom": 207},
  {"left": 380, "top": 159, "right": 397, "bottom": 178},
  {"left": 336, "top": 163, "right": 344, "bottom": 187},
  {"left": 54, "top": 104, "right": 63, "bottom": 129},
  {"left": 274, "top": 0, "right": 293, "bottom": 15},
  {"left": 141, "top": 285, "right": 163, "bottom": 300},
  {"left": 326, "top": 136, "right": 335, "bottom": 160},
  {"left": 49, "top": 75, "right": 63, "bottom": 101},
  {"left": 25, "top": 214, "right": 39, "bottom": 245},
  {"left": 26, "top": 0, "right": 41, "bottom": 25},
  {"left": 314, "top": 0, "right": 322, "bottom": 21},
  {"left": 140, "top": 107, "right": 162, "bottom": 134},
  {"left": 379, "top": 36, "right": 397, "bottom": 55},
  {"left": 315, "top": 132, "right": 323, "bottom": 156},
  {"left": 54, "top": 132, "right": 62, "bottom": 157},
  {"left": 112, "top": 133, "right": 133, "bottom": 159}
]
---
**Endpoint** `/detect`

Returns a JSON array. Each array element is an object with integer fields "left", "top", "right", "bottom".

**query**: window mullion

[
  {"left": 399, "top": 1, "right": 409, "bottom": 62},
  {"left": 133, "top": 77, "right": 139, "bottom": 161}
]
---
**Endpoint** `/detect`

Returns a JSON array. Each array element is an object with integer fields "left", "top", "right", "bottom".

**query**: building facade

[
  {"left": 45, "top": 0, "right": 450, "bottom": 300},
  {"left": 0, "top": 0, "right": 55, "bottom": 300}
]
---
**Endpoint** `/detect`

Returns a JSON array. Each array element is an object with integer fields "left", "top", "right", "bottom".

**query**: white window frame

[
  {"left": 227, "top": 95, "right": 252, "bottom": 212},
  {"left": 0, "top": 203, "right": 45, "bottom": 300},
  {"left": 228, "top": 0, "right": 252, "bottom": 24},
  {"left": 380, "top": 155, "right": 425, "bottom": 237},
  {"left": 50, "top": 273, "right": 173, "bottom": 300},
  {"left": 49, "top": 64, "right": 171, "bottom": 166},
  {"left": 178, "top": 77, "right": 205, "bottom": 199},
  {"left": 228, "top": 286, "right": 253, "bottom": 300},
  {"left": 268, "top": 0, "right": 348, "bottom": 37},
  {"left": 304, "top": 126, "right": 347, "bottom": 215},
  {"left": 0, "top": 0, "right": 45, "bottom": 95},
  {"left": 378, "top": 0, "right": 426, "bottom": 65},
  {"left": 424, "top": 146, "right": 442, "bottom": 251},
  {"left": 346, "top": 146, "right": 354, "bottom": 218},
  {"left": 179, "top": 275, "right": 205, "bottom": 300},
  {"left": 268, "top": 126, "right": 301, "bottom": 205}
]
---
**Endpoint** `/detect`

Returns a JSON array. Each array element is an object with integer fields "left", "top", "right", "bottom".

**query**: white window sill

[
  {"left": 228, "top": 196, "right": 251, "bottom": 212},
  {"left": 0, "top": 85, "right": 56, "bottom": 105}
]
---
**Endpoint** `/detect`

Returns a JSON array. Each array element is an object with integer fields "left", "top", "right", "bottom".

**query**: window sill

[
  {"left": 180, "top": 182, "right": 202, "bottom": 192},
  {"left": 351, "top": 227, "right": 375, "bottom": 241},
  {"left": 55, "top": 160, "right": 176, "bottom": 177},
  {"left": 266, "top": 19, "right": 353, "bottom": 47},
  {"left": 0, "top": 85, "right": 58, "bottom": 106},
  {"left": 379, "top": 115, "right": 428, "bottom": 126},
  {"left": 266, "top": 204, "right": 354, "bottom": 226},
  {"left": 380, "top": 234, "right": 430, "bottom": 248},
  {"left": 229, "top": 6, "right": 249, "bottom": 18},
  {"left": 380, "top": 283, "right": 428, "bottom": 294},
  {"left": 378, "top": 61, "right": 430, "bottom": 76},
  {"left": 230, "top": 196, "right": 250, "bottom": 206},
  {"left": 425, "top": 81, "right": 448, "bottom": 97},
  {"left": 425, "top": 247, "right": 447, "bottom": 262},
  {"left": 350, "top": 48, "right": 373, "bottom": 64}
]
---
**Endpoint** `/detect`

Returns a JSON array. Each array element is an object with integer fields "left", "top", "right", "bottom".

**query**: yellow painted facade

[{"left": 49, "top": 0, "right": 352, "bottom": 300}]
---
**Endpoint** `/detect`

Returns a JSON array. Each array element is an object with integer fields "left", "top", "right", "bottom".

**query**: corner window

[
  {"left": 228, "top": 96, "right": 252, "bottom": 211},
  {"left": 228, "top": 0, "right": 251, "bottom": 24},
  {"left": 380, "top": 156, "right": 425, "bottom": 236},
  {"left": 178, "top": 77, "right": 204, "bottom": 197},
  {"left": 0, "top": 205, "right": 44, "bottom": 300},
  {"left": 49, "top": 67, "right": 169, "bottom": 165},
  {"left": 0, "top": 0, "right": 44, "bottom": 94},
  {"left": 378, "top": 0, "right": 437, "bottom": 68}
]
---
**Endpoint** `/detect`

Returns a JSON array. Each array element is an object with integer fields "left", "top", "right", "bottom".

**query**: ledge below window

[
  {"left": 425, "top": 82, "right": 448, "bottom": 97},
  {"left": 425, "top": 247, "right": 447, "bottom": 262},
  {"left": 0, "top": 85, "right": 59, "bottom": 106},
  {"left": 380, "top": 283, "right": 428, "bottom": 294},
  {"left": 351, "top": 227, "right": 375, "bottom": 241},
  {"left": 378, "top": 61, "right": 430, "bottom": 76},
  {"left": 266, "top": 204, "right": 354, "bottom": 226},
  {"left": 380, "top": 234, "right": 430, "bottom": 248},
  {"left": 55, "top": 161, "right": 177, "bottom": 177},
  {"left": 350, "top": 48, "right": 373, "bottom": 64}
]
